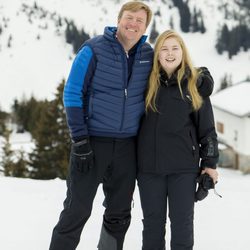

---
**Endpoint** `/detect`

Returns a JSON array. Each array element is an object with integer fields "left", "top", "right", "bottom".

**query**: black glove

[
  {"left": 71, "top": 138, "right": 94, "bottom": 173},
  {"left": 197, "top": 67, "right": 214, "bottom": 97},
  {"left": 195, "top": 173, "right": 215, "bottom": 202}
]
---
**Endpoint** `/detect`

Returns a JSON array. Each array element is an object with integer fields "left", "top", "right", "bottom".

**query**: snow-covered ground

[
  {"left": 0, "top": 167, "right": 250, "bottom": 250},
  {"left": 0, "top": 132, "right": 250, "bottom": 249}
]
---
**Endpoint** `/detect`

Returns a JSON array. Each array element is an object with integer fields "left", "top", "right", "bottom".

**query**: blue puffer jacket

[{"left": 63, "top": 26, "right": 153, "bottom": 140}]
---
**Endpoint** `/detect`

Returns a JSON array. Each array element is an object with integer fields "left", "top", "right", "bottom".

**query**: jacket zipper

[
  {"left": 119, "top": 47, "right": 129, "bottom": 131},
  {"left": 155, "top": 113, "right": 159, "bottom": 170},
  {"left": 117, "top": 41, "right": 142, "bottom": 131},
  {"left": 154, "top": 86, "right": 162, "bottom": 170},
  {"left": 124, "top": 88, "right": 128, "bottom": 98},
  {"left": 189, "top": 130, "right": 196, "bottom": 156}
]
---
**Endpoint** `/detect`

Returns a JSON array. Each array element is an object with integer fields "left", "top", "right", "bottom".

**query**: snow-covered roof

[{"left": 211, "top": 81, "right": 250, "bottom": 117}]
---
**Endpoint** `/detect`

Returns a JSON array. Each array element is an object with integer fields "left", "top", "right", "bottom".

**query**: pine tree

[
  {"left": 235, "top": 0, "right": 250, "bottom": 9},
  {"left": 0, "top": 108, "right": 8, "bottom": 135},
  {"left": 51, "top": 79, "right": 71, "bottom": 178},
  {"left": 29, "top": 100, "right": 58, "bottom": 179},
  {"left": 12, "top": 96, "right": 44, "bottom": 135},
  {"left": 1, "top": 128, "right": 15, "bottom": 176},
  {"left": 200, "top": 17, "right": 206, "bottom": 34},
  {"left": 25, "top": 97, "right": 44, "bottom": 135},
  {"left": 149, "top": 19, "right": 159, "bottom": 44},
  {"left": 7, "top": 34, "right": 12, "bottom": 48},
  {"left": 228, "top": 28, "right": 240, "bottom": 59},
  {"left": 191, "top": 7, "right": 199, "bottom": 32},
  {"left": 169, "top": 16, "right": 174, "bottom": 29},
  {"left": 11, "top": 150, "right": 28, "bottom": 177},
  {"left": 238, "top": 23, "right": 250, "bottom": 51},
  {"left": 179, "top": 3, "right": 191, "bottom": 33},
  {"left": 172, "top": 0, "right": 183, "bottom": 8},
  {"left": 219, "top": 73, "right": 232, "bottom": 90},
  {"left": 216, "top": 24, "right": 229, "bottom": 55},
  {"left": 65, "top": 21, "right": 90, "bottom": 54},
  {"left": 57, "top": 16, "right": 62, "bottom": 27},
  {"left": 29, "top": 80, "right": 70, "bottom": 179},
  {"left": 72, "top": 28, "right": 90, "bottom": 53}
]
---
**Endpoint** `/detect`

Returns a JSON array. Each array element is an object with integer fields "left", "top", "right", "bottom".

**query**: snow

[
  {"left": 0, "top": 126, "right": 35, "bottom": 162},
  {"left": 9, "top": 130, "right": 34, "bottom": 152},
  {"left": 0, "top": 132, "right": 249, "bottom": 250},
  {"left": 0, "top": 167, "right": 250, "bottom": 250},
  {"left": 0, "top": 0, "right": 73, "bottom": 112},
  {"left": 211, "top": 81, "right": 250, "bottom": 117},
  {"left": 1, "top": 132, "right": 249, "bottom": 250}
]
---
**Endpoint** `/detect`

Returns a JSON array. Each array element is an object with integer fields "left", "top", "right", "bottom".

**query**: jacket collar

[{"left": 160, "top": 66, "right": 191, "bottom": 86}]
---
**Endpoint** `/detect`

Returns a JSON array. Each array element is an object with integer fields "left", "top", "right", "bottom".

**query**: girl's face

[{"left": 158, "top": 37, "right": 183, "bottom": 77}]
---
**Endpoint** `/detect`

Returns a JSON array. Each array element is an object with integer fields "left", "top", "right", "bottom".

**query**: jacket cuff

[
  {"left": 200, "top": 159, "right": 217, "bottom": 169},
  {"left": 72, "top": 135, "right": 89, "bottom": 143}
]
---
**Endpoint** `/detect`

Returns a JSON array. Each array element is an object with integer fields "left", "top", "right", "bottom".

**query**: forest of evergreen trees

[
  {"left": 65, "top": 20, "right": 90, "bottom": 54},
  {"left": 20, "top": 0, "right": 250, "bottom": 57},
  {"left": 172, "top": 0, "right": 206, "bottom": 33},
  {"left": 216, "top": 23, "right": 250, "bottom": 59},
  {"left": 149, "top": 0, "right": 206, "bottom": 43},
  {"left": 0, "top": 80, "right": 70, "bottom": 180}
]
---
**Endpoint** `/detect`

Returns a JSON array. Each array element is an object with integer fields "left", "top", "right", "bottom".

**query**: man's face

[{"left": 117, "top": 9, "right": 147, "bottom": 46}]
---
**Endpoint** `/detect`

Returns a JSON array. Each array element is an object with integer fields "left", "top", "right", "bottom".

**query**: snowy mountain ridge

[{"left": 0, "top": 0, "right": 249, "bottom": 111}]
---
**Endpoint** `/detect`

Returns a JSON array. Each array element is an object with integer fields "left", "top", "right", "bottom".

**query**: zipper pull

[{"left": 124, "top": 88, "right": 128, "bottom": 99}]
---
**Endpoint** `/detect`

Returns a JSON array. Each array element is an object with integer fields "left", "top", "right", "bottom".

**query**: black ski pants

[
  {"left": 137, "top": 172, "right": 197, "bottom": 250},
  {"left": 49, "top": 136, "right": 136, "bottom": 250}
]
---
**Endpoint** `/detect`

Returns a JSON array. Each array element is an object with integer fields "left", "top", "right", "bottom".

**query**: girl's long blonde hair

[{"left": 146, "top": 30, "right": 203, "bottom": 112}]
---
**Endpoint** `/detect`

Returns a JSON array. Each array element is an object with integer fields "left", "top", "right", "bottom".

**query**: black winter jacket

[{"left": 137, "top": 68, "right": 219, "bottom": 174}]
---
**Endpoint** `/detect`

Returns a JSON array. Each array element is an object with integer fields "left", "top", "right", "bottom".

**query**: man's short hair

[{"left": 118, "top": 1, "right": 152, "bottom": 28}]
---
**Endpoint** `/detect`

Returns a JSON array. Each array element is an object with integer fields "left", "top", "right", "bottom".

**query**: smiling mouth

[
  {"left": 166, "top": 58, "right": 175, "bottom": 62},
  {"left": 126, "top": 28, "right": 137, "bottom": 33}
]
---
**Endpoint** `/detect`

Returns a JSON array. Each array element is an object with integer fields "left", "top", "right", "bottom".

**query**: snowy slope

[
  {"left": 0, "top": 0, "right": 249, "bottom": 112},
  {"left": 0, "top": 167, "right": 250, "bottom": 250}
]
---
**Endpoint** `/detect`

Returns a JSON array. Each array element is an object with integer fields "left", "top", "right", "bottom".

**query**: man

[{"left": 49, "top": 1, "right": 153, "bottom": 250}]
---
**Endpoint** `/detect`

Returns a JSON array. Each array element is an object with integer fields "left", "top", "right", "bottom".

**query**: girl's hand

[{"left": 201, "top": 167, "right": 219, "bottom": 184}]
